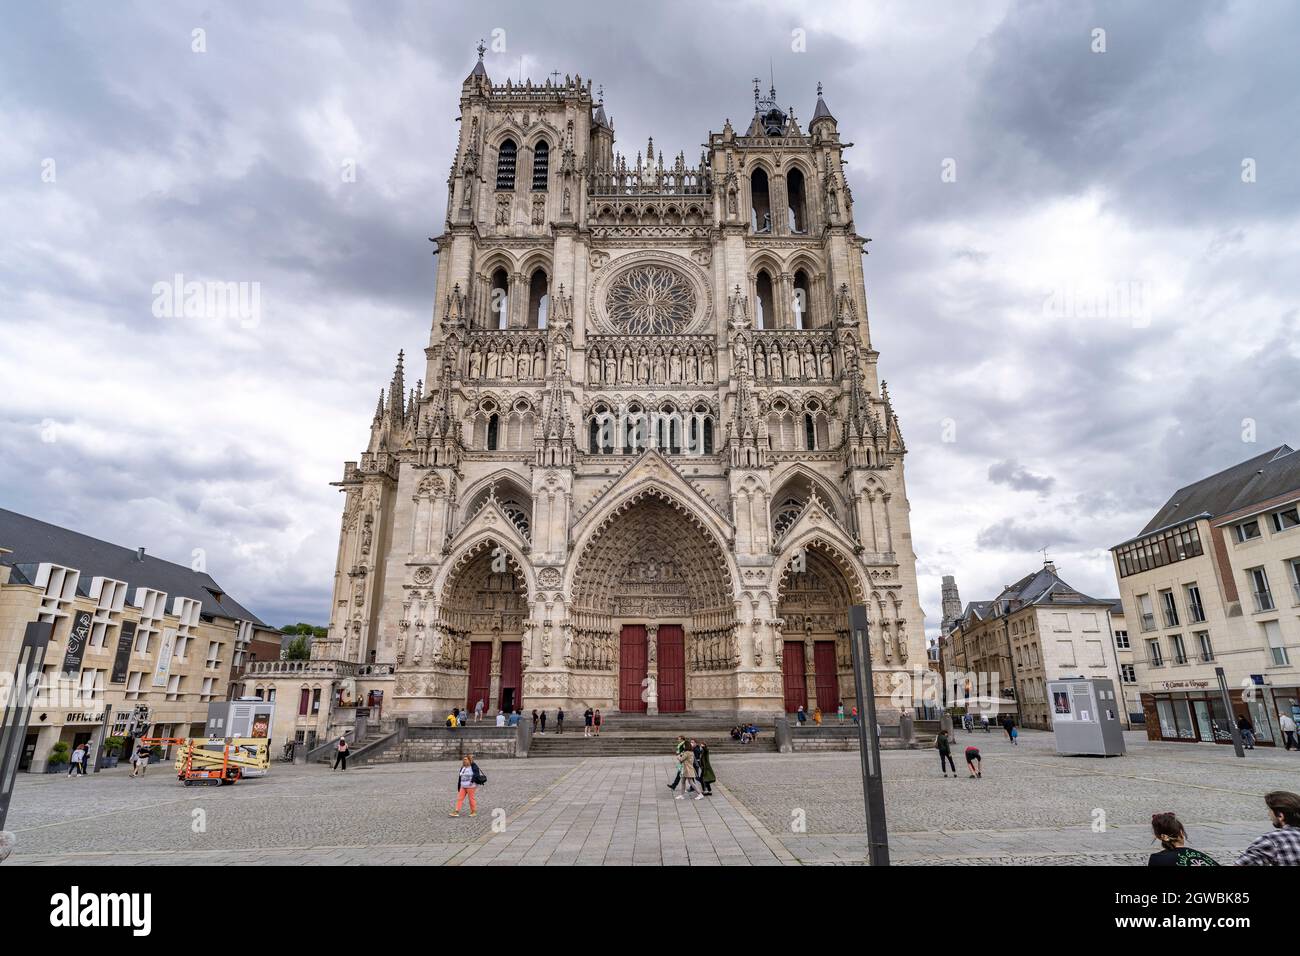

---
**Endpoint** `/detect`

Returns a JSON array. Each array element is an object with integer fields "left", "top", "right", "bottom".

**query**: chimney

[
  {"left": 136, "top": 547, "right": 146, "bottom": 562},
  {"left": 1044, "top": 560, "right": 1057, "bottom": 573}
]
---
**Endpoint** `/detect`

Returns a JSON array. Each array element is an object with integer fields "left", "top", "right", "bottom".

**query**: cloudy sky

[{"left": 2, "top": 0, "right": 1297, "bottom": 635}]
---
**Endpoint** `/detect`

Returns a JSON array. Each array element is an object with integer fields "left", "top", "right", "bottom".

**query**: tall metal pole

[
  {"left": 848, "top": 604, "right": 889, "bottom": 865},
  {"left": 0, "top": 622, "right": 54, "bottom": 835},
  {"left": 1215, "top": 666, "right": 1245, "bottom": 758}
]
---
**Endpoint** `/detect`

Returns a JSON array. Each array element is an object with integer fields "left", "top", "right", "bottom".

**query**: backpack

[{"left": 472, "top": 762, "right": 487, "bottom": 786}]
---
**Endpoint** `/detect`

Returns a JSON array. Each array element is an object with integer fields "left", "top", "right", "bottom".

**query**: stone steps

[{"left": 528, "top": 734, "right": 775, "bottom": 757}]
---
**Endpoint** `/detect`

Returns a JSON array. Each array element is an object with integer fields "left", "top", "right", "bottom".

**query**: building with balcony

[
  {"left": 0, "top": 508, "right": 280, "bottom": 772},
  {"left": 1110, "top": 444, "right": 1300, "bottom": 745}
]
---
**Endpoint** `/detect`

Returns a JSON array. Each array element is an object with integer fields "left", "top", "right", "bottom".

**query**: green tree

[{"left": 285, "top": 635, "right": 311, "bottom": 660}]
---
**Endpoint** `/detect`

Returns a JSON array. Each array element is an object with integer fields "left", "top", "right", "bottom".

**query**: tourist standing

[
  {"left": 531, "top": 709, "right": 539, "bottom": 733},
  {"left": 333, "top": 735, "right": 350, "bottom": 771},
  {"left": 937, "top": 730, "right": 956, "bottom": 777},
  {"left": 1236, "top": 714, "right": 1255, "bottom": 750},
  {"left": 698, "top": 741, "right": 716, "bottom": 796},
  {"left": 593, "top": 709, "right": 603, "bottom": 736},
  {"left": 796, "top": 705, "right": 806, "bottom": 727},
  {"left": 68, "top": 744, "right": 85, "bottom": 777},
  {"left": 1236, "top": 791, "right": 1300, "bottom": 865},
  {"left": 539, "top": 710, "right": 548, "bottom": 734},
  {"left": 1279, "top": 711, "right": 1297, "bottom": 751},
  {"left": 837, "top": 702, "right": 845, "bottom": 724},
  {"left": 450, "top": 754, "right": 482, "bottom": 817},
  {"left": 1148, "top": 812, "right": 1218, "bottom": 866},
  {"left": 556, "top": 708, "right": 565, "bottom": 735},
  {"left": 584, "top": 707, "right": 594, "bottom": 737}
]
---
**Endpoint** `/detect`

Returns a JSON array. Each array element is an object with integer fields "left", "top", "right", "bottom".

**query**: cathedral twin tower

[{"left": 314, "top": 48, "right": 926, "bottom": 719}]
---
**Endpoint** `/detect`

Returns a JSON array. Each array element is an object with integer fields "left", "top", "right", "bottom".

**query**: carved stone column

[{"left": 645, "top": 623, "right": 660, "bottom": 716}]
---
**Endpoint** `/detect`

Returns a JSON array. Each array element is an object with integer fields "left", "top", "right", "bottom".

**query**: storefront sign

[
  {"left": 152, "top": 627, "right": 176, "bottom": 687},
  {"left": 111, "top": 621, "right": 136, "bottom": 683},
  {"left": 1157, "top": 679, "right": 1212, "bottom": 691},
  {"left": 64, "top": 711, "right": 106, "bottom": 724},
  {"left": 60, "top": 610, "right": 93, "bottom": 678}
]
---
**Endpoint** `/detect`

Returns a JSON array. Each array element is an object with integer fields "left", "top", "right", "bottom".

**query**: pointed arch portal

[{"left": 570, "top": 491, "right": 736, "bottom": 712}]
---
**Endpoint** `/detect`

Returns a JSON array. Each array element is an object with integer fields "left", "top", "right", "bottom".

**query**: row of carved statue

[{"left": 586, "top": 341, "right": 716, "bottom": 385}]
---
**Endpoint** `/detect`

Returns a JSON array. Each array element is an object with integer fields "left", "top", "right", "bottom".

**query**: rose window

[{"left": 605, "top": 265, "right": 696, "bottom": 335}]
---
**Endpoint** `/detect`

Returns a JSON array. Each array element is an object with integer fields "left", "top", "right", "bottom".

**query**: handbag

[{"left": 472, "top": 763, "right": 487, "bottom": 786}]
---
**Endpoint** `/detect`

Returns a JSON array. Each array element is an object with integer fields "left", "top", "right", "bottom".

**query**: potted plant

[
  {"left": 100, "top": 735, "right": 126, "bottom": 769},
  {"left": 46, "top": 741, "right": 69, "bottom": 773}
]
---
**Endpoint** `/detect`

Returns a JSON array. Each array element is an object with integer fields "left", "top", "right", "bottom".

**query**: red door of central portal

[
  {"left": 619, "top": 625, "right": 648, "bottom": 712},
  {"left": 814, "top": 640, "right": 839, "bottom": 713},
  {"left": 657, "top": 625, "right": 686, "bottom": 713},
  {"left": 467, "top": 642, "right": 492, "bottom": 712},
  {"left": 782, "top": 641, "right": 807, "bottom": 712},
  {"left": 498, "top": 641, "right": 522, "bottom": 713}
]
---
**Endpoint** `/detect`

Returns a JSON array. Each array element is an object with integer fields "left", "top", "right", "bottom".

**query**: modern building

[
  {"left": 1110, "top": 444, "right": 1300, "bottom": 745},
  {"left": 0, "top": 508, "right": 279, "bottom": 772},
  {"left": 939, "top": 562, "right": 1129, "bottom": 729},
  {"left": 246, "top": 51, "right": 928, "bottom": 744}
]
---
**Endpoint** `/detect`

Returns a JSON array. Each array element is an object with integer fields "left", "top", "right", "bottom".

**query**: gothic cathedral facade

[{"left": 317, "top": 51, "right": 926, "bottom": 720}]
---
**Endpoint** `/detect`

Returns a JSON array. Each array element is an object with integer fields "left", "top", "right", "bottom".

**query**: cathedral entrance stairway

[{"left": 526, "top": 713, "right": 778, "bottom": 757}]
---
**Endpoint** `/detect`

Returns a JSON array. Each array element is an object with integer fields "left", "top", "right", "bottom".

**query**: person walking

[
  {"left": 556, "top": 708, "right": 565, "bottom": 735},
  {"left": 674, "top": 743, "right": 701, "bottom": 800},
  {"left": 1002, "top": 715, "right": 1015, "bottom": 742},
  {"left": 852, "top": 705, "right": 859, "bottom": 725},
  {"left": 796, "top": 705, "right": 806, "bottom": 727},
  {"left": 1236, "top": 791, "right": 1300, "bottom": 865},
  {"left": 134, "top": 744, "right": 150, "bottom": 777},
  {"left": 1279, "top": 711, "right": 1298, "bottom": 751},
  {"left": 449, "top": 754, "right": 484, "bottom": 817},
  {"left": 1148, "top": 812, "right": 1218, "bottom": 865},
  {"left": 68, "top": 744, "right": 85, "bottom": 777},
  {"left": 813, "top": 706, "right": 823, "bottom": 726},
  {"left": 593, "top": 709, "right": 602, "bottom": 736},
  {"left": 333, "top": 735, "right": 350, "bottom": 771},
  {"left": 474, "top": 698, "right": 485, "bottom": 723},
  {"left": 666, "top": 736, "right": 689, "bottom": 792},
  {"left": 128, "top": 745, "right": 141, "bottom": 778},
  {"left": 1010, "top": 724, "right": 1018, "bottom": 746},
  {"left": 583, "top": 707, "right": 594, "bottom": 737},
  {"left": 965, "top": 744, "right": 982, "bottom": 778},
  {"left": 698, "top": 741, "right": 716, "bottom": 796},
  {"left": 531, "top": 709, "right": 540, "bottom": 733},
  {"left": 837, "top": 702, "right": 845, "bottom": 724},
  {"left": 937, "top": 730, "right": 957, "bottom": 777},
  {"left": 1236, "top": 714, "right": 1256, "bottom": 750}
]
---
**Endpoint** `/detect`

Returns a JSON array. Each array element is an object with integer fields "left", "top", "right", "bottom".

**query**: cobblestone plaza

[{"left": 5, "top": 730, "right": 1297, "bottom": 866}]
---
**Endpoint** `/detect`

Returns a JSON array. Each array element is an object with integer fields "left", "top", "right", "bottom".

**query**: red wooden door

[
  {"left": 619, "top": 625, "right": 648, "bottom": 712},
  {"left": 467, "top": 642, "right": 492, "bottom": 711},
  {"left": 814, "top": 641, "right": 839, "bottom": 713},
  {"left": 657, "top": 625, "right": 686, "bottom": 713},
  {"left": 498, "top": 641, "right": 522, "bottom": 712},
  {"left": 782, "top": 642, "right": 807, "bottom": 712}
]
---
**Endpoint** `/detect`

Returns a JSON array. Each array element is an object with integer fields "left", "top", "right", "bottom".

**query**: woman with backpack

[{"left": 450, "top": 753, "right": 485, "bottom": 817}]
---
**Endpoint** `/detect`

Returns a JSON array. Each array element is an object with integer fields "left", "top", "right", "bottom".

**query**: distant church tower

[
  {"left": 301, "top": 47, "right": 927, "bottom": 721},
  {"left": 940, "top": 575, "right": 963, "bottom": 635}
]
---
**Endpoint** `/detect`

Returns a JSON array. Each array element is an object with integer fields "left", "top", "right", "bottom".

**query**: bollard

[
  {"left": 899, "top": 712, "right": 915, "bottom": 747},
  {"left": 774, "top": 714, "right": 793, "bottom": 754}
]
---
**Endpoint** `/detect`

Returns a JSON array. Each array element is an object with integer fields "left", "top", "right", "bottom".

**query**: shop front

[{"left": 1141, "top": 678, "right": 1279, "bottom": 746}]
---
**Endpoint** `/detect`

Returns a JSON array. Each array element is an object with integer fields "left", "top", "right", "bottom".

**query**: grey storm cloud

[
  {"left": 988, "top": 459, "right": 1055, "bottom": 495},
  {"left": 1, "top": 0, "right": 1298, "bottom": 630},
  {"left": 975, "top": 519, "right": 1079, "bottom": 553}
]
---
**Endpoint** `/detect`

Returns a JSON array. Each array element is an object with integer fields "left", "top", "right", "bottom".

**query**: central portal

[{"left": 619, "top": 624, "right": 647, "bottom": 712}]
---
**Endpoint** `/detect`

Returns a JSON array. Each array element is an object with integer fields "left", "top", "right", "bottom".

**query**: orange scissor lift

[{"left": 140, "top": 736, "right": 262, "bottom": 786}]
